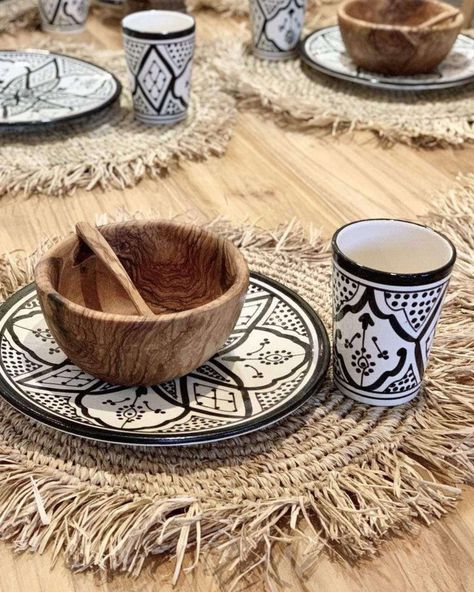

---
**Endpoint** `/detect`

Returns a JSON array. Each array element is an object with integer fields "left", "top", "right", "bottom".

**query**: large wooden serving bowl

[
  {"left": 338, "top": 0, "right": 464, "bottom": 75},
  {"left": 34, "top": 220, "right": 249, "bottom": 386}
]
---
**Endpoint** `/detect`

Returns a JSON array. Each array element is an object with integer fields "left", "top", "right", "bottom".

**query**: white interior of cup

[
  {"left": 335, "top": 220, "right": 454, "bottom": 274},
  {"left": 122, "top": 10, "right": 194, "bottom": 34}
]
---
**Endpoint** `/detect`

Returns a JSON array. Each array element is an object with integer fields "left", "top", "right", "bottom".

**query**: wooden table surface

[{"left": 1, "top": 9, "right": 473, "bottom": 592}]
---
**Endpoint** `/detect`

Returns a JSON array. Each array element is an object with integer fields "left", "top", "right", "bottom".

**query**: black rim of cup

[
  {"left": 122, "top": 10, "right": 196, "bottom": 40},
  {"left": 332, "top": 218, "right": 457, "bottom": 286}
]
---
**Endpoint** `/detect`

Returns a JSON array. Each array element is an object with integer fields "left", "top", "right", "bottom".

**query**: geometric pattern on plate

[
  {"left": 0, "top": 51, "right": 119, "bottom": 126},
  {"left": 0, "top": 274, "right": 328, "bottom": 445},
  {"left": 302, "top": 26, "right": 474, "bottom": 91}
]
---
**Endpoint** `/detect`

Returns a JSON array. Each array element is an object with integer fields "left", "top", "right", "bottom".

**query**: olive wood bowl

[
  {"left": 338, "top": 0, "right": 464, "bottom": 75},
  {"left": 35, "top": 220, "right": 249, "bottom": 386}
]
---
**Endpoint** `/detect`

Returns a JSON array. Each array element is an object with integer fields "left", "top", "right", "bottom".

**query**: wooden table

[{"left": 1, "top": 10, "right": 473, "bottom": 592}]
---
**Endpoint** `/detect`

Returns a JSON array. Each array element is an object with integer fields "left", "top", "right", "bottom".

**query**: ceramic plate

[
  {"left": 0, "top": 50, "right": 122, "bottom": 129},
  {"left": 300, "top": 26, "right": 474, "bottom": 91},
  {"left": 0, "top": 274, "right": 330, "bottom": 446}
]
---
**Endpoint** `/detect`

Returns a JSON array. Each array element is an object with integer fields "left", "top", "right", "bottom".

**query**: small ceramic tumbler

[
  {"left": 332, "top": 219, "right": 456, "bottom": 406},
  {"left": 122, "top": 10, "right": 195, "bottom": 125},
  {"left": 248, "top": 0, "right": 306, "bottom": 60},
  {"left": 39, "top": 0, "right": 89, "bottom": 33}
]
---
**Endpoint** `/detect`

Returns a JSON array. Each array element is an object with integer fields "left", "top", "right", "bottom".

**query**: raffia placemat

[
  {"left": 212, "top": 38, "right": 474, "bottom": 147},
  {"left": 0, "top": 0, "right": 38, "bottom": 34},
  {"left": 187, "top": 0, "right": 340, "bottom": 29},
  {"left": 0, "top": 178, "right": 472, "bottom": 587},
  {"left": 0, "top": 43, "right": 236, "bottom": 197}
]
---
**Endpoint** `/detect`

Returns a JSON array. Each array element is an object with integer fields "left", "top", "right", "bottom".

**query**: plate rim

[
  {"left": 0, "top": 49, "right": 122, "bottom": 129},
  {"left": 0, "top": 273, "right": 330, "bottom": 446},
  {"left": 299, "top": 27, "right": 474, "bottom": 92}
]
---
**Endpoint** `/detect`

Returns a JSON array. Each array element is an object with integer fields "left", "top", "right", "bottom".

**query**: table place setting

[
  {"left": 207, "top": 0, "right": 474, "bottom": 147},
  {"left": 0, "top": 0, "right": 474, "bottom": 589},
  {"left": 0, "top": 178, "right": 472, "bottom": 584},
  {"left": 0, "top": 8, "right": 237, "bottom": 197}
]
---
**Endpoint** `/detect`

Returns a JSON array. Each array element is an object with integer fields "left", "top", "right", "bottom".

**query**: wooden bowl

[
  {"left": 34, "top": 220, "right": 249, "bottom": 386},
  {"left": 338, "top": 0, "right": 464, "bottom": 75}
]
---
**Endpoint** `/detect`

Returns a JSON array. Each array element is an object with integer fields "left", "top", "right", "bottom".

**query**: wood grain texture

[
  {"left": 0, "top": 8, "right": 473, "bottom": 592},
  {"left": 74, "top": 222, "right": 153, "bottom": 316},
  {"left": 338, "top": 0, "right": 464, "bottom": 75},
  {"left": 35, "top": 220, "right": 249, "bottom": 385}
]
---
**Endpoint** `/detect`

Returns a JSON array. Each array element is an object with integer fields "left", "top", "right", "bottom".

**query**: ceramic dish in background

[
  {"left": 300, "top": 26, "right": 474, "bottom": 91},
  {"left": 338, "top": 0, "right": 464, "bottom": 75},
  {"left": 0, "top": 50, "right": 121, "bottom": 129},
  {"left": 0, "top": 274, "right": 330, "bottom": 446}
]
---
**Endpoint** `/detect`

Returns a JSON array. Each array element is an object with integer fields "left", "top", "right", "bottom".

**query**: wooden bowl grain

[
  {"left": 338, "top": 0, "right": 464, "bottom": 75},
  {"left": 35, "top": 220, "right": 249, "bottom": 386}
]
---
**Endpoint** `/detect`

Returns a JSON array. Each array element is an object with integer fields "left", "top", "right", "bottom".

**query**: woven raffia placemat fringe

[
  {"left": 187, "top": 0, "right": 341, "bottom": 29},
  {"left": 0, "top": 0, "right": 340, "bottom": 31},
  {"left": 0, "top": 42, "right": 236, "bottom": 198},
  {"left": 0, "top": 177, "right": 472, "bottom": 587},
  {"left": 211, "top": 37, "right": 474, "bottom": 147},
  {"left": 0, "top": 0, "right": 38, "bottom": 34}
]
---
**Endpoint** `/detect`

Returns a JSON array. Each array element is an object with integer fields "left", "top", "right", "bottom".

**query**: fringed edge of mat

[
  {"left": 212, "top": 39, "right": 474, "bottom": 149},
  {"left": 0, "top": 184, "right": 473, "bottom": 587},
  {"left": 0, "top": 43, "right": 237, "bottom": 198},
  {"left": 0, "top": 0, "right": 38, "bottom": 34}
]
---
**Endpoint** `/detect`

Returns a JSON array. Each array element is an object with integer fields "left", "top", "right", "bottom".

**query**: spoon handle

[
  {"left": 420, "top": 8, "right": 461, "bottom": 29},
  {"left": 75, "top": 222, "right": 153, "bottom": 317}
]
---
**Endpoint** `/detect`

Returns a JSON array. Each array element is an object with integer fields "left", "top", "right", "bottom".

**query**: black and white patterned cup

[
  {"left": 39, "top": 0, "right": 89, "bottom": 33},
  {"left": 332, "top": 219, "right": 456, "bottom": 407},
  {"left": 248, "top": 0, "right": 306, "bottom": 60},
  {"left": 122, "top": 10, "right": 195, "bottom": 125}
]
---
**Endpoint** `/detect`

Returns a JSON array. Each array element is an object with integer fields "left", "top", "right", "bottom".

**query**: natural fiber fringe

[
  {"left": 212, "top": 38, "right": 474, "bottom": 147},
  {"left": 0, "top": 0, "right": 38, "bottom": 34},
  {"left": 0, "top": 183, "right": 473, "bottom": 587},
  {"left": 0, "top": 44, "right": 236, "bottom": 198},
  {"left": 186, "top": 0, "right": 340, "bottom": 26}
]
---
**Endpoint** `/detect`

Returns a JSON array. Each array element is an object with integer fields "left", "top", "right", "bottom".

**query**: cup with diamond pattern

[
  {"left": 332, "top": 219, "right": 456, "bottom": 406},
  {"left": 122, "top": 10, "right": 195, "bottom": 125},
  {"left": 39, "top": 0, "right": 89, "bottom": 33}
]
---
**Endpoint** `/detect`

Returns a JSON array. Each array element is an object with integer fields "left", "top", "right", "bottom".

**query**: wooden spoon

[
  {"left": 74, "top": 222, "right": 153, "bottom": 317},
  {"left": 419, "top": 8, "right": 461, "bottom": 29}
]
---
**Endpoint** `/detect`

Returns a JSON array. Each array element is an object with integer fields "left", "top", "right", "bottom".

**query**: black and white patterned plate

[
  {"left": 300, "top": 26, "right": 474, "bottom": 91},
  {"left": 0, "top": 274, "right": 329, "bottom": 446},
  {"left": 0, "top": 50, "right": 122, "bottom": 129}
]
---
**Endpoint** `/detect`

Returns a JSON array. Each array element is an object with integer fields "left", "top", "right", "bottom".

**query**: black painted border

[
  {"left": 0, "top": 50, "right": 122, "bottom": 130},
  {"left": 0, "top": 273, "right": 330, "bottom": 447},
  {"left": 122, "top": 11, "right": 195, "bottom": 40},
  {"left": 332, "top": 219, "right": 457, "bottom": 286},
  {"left": 299, "top": 27, "right": 474, "bottom": 92}
]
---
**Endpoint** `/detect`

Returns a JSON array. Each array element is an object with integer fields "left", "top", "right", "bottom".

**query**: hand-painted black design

[
  {"left": 0, "top": 51, "right": 120, "bottom": 127},
  {"left": 333, "top": 264, "right": 449, "bottom": 403},
  {"left": 123, "top": 33, "right": 194, "bottom": 124},
  {"left": 0, "top": 275, "right": 329, "bottom": 445},
  {"left": 39, "top": 0, "right": 89, "bottom": 32},
  {"left": 302, "top": 27, "right": 474, "bottom": 92},
  {"left": 249, "top": 0, "right": 306, "bottom": 59}
]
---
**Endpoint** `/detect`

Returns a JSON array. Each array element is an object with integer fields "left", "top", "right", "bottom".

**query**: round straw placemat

[
  {"left": 212, "top": 38, "right": 474, "bottom": 147},
  {"left": 0, "top": 179, "right": 472, "bottom": 586},
  {"left": 0, "top": 0, "right": 38, "bottom": 34},
  {"left": 0, "top": 43, "right": 236, "bottom": 197}
]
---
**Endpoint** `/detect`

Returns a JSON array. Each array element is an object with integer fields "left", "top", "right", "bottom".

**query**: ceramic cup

[
  {"left": 122, "top": 10, "right": 195, "bottom": 125},
  {"left": 39, "top": 0, "right": 89, "bottom": 33},
  {"left": 332, "top": 219, "right": 456, "bottom": 407},
  {"left": 248, "top": 0, "right": 306, "bottom": 60}
]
